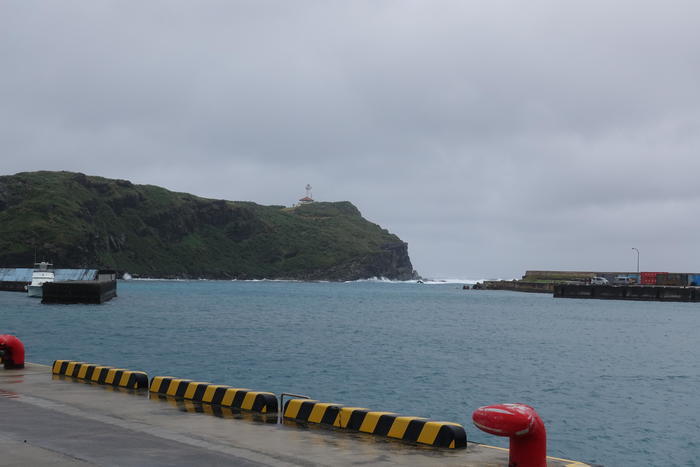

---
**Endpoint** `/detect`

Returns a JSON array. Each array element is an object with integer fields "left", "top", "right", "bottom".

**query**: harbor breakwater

[
  {"left": 475, "top": 280, "right": 554, "bottom": 293},
  {"left": 474, "top": 270, "right": 700, "bottom": 301},
  {"left": 553, "top": 284, "right": 700, "bottom": 302}
]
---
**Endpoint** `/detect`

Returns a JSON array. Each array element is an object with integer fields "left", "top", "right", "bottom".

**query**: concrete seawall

[
  {"left": 478, "top": 280, "right": 555, "bottom": 293},
  {"left": 554, "top": 284, "right": 700, "bottom": 302}
]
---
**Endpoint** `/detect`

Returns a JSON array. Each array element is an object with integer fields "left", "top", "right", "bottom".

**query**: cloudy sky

[{"left": 2, "top": 1, "right": 699, "bottom": 278}]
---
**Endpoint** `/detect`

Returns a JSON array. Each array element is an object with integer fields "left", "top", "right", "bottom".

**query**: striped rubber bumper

[
  {"left": 283, "top": 399, "right": 467, "bottom": 449},
  {"left": 157, "top": 397, "right": 276, "bottom": 422},
  {"left": 149, "top": 376, "right": 278, "bottom": 414},
  {"left": 51, "top": 360, "right": 149, "bottom": 389}
]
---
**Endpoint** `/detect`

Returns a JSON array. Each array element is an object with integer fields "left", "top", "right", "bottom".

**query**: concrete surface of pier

[
  {"left": 0, "top": 364, "right": 589, "bottom": 466},
  {"left": 553, "top": 284, "right": 700, "bottom": 302}
]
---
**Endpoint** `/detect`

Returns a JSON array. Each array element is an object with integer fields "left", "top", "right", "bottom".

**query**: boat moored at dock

[{"left": 26, "top": 262, "right": 54, "bottom": 298}]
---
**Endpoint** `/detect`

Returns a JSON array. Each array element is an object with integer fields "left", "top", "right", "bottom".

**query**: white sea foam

[
  {"left": 245, "top": 278, "right": 301, "bottom": 282},
  {"left": 422, "top": 277, "right": 516, "bottom": 284},
  {"left": 421, "top": 278, "right": 480, "bottom": 285},
  {"left": 129, "top": 277, "right": 188, "bottom": 281},
  {"left": 345, "top": 277, "right": 490, "bottom": 285}
]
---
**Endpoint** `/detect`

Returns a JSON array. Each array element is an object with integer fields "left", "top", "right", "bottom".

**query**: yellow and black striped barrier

[
  {"left": 149, "top": 376, "right": 278, "bottom": 414},
  {"left": 51, "top": 360, "right": 149, "bottom": 389},
  {"left": 152, "top": 394, "right": 277, "bottom": 423},
  {"left": 283, "top": 399, "right": 467, "bottom": 449}
]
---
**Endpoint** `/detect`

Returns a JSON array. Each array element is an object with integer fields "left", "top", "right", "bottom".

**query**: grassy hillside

[{"left": 0, "top": 171, "right": 416, "bottom": 280}]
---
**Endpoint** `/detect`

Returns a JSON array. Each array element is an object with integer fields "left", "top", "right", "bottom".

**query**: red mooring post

[
  {"left": 472, "top": 403, "right": 546, "bottom": 467},
  {"left": 0, "top": 335, "right": 25, "bottom": 369}
]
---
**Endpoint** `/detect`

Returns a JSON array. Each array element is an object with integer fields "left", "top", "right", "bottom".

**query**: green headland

[{"left": 0, "top": 171, "right": 417, "bottom": 281}]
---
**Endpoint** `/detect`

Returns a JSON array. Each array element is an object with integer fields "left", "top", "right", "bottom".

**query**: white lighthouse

[{"left": 299, "top": 184, "right": 314, "bottom": 204}]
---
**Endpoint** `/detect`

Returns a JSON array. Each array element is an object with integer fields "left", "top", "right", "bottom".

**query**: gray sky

[{"left": 2, "top": 1, "right": 699, "bottom": 278}]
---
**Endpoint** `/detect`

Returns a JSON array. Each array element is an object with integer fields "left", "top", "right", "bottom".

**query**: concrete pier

[
  {"left": 476, "top": 280, "right": 554, "bottom": 293},
  {"left": 0, "top": 280, "right": 30, "bottom": 292},
  {"left": 554, "top": 284, "right": 700, "bottom": 302},
  {"left": 0, "top": 268, "right": 99, "bottom": 293},
  {"left": 0, "top": 364, "right": 590, "bottom": 466}
]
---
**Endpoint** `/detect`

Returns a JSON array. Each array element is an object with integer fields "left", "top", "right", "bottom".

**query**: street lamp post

[{"left": 632, "top": 247, "right": 640, "bottom": 273}]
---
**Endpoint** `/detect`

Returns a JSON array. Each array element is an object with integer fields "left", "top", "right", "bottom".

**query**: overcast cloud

[{"left": 2, "top": 1, "right": 699, "bottom": 278}]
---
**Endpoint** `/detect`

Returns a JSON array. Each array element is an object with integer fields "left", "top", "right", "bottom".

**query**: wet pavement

[{"left": 0, "top": 364, "right": 588, "bottom": 466}]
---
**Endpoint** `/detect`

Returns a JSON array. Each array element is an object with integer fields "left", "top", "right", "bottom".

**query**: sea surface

[{"left": 2, "top": 280, "right": 699, "bottom": 466}]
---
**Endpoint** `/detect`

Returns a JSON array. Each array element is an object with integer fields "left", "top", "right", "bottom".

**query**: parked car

[
  {"left": 591, "top": 276, "right": 609, "bottom": 285},
  {"left": 613, "top": 275, "right": 634, "bottom": 285}
]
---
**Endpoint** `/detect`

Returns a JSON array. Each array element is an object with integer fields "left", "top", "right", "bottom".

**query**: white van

[
  {"left": 591, "top": 276, "right": 609, "bottom": 285},
  {"left": 613, "top": 275, "right": 632, "bottom": 285}
]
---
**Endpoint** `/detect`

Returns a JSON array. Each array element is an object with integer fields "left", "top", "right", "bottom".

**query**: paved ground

[{"left": 0, "top": 364, "right": 588, "bottom": 466}]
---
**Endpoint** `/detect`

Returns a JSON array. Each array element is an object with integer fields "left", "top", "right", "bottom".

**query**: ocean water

[{"left": 2, "top": 280, "right": 699, "bottom": 466}]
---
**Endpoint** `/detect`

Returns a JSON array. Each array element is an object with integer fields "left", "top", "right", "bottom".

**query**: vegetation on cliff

[{"left": 0, "top": 171, "right": 416, "bottom": 280}]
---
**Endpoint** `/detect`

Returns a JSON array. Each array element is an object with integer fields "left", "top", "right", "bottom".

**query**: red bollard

[
  {"left": 0, "top": 335, "right": 25, "bottom": 369},
  {"left": 472, "top": 403, "right": 546, "bottom": 467}
]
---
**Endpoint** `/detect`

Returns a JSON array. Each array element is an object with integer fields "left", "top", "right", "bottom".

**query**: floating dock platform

[
  {"left": 554, "top": 284, "right": 700, "bottom": 302},
  {"left": 0, "top": 364, "right": 590, "bottom": 466},
  {"left": 42, "top": 279, "right": 117, "bottom": 304},
  {"left": 42, "top": 270, "right": 117, "bottom": 304}
]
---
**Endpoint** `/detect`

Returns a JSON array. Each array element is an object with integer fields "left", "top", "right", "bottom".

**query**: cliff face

[
  {"left": 0, "top": 171, "right": 417, "bottom": 281},
  {"left": 293, "top": 241, "right": 415, "bottom": 281}
]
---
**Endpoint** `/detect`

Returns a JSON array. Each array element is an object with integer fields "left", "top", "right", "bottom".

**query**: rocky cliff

[{"left": 0, "top": 171, "right": 417, "bottom": 281}]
